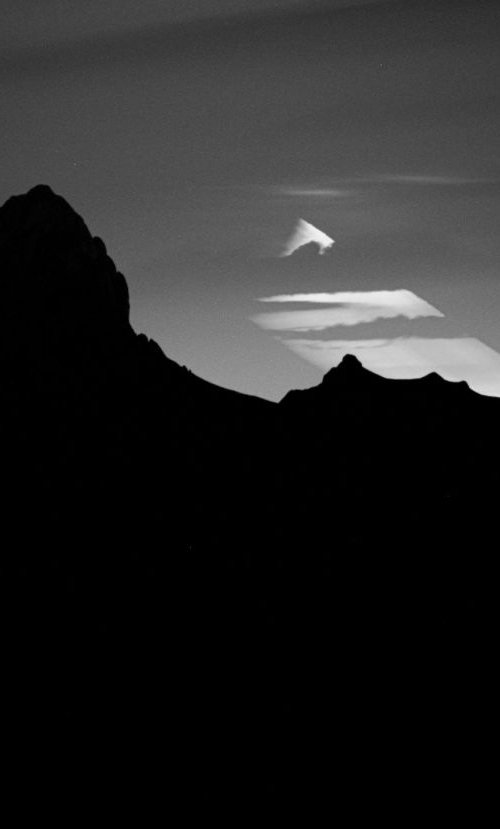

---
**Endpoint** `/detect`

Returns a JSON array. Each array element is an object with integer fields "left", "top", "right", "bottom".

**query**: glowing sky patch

[
  {"left": 280, "top": 219, "right": 335, "bottom": 257},
  {"left": 283, "top": 337, "right": 500, "bottom": 397},
  {"left": 253, "top": 290, "right": 443, "bottom": 332}
]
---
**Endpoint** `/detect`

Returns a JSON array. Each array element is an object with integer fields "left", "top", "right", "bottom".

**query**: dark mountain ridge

[{"left": 0, "top": 186, "right": 497, "bottom": 811}]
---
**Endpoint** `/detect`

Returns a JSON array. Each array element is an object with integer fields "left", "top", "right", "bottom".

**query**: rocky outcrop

[{"left": 0, "top": 185, "right": 130, "bottom": 349}]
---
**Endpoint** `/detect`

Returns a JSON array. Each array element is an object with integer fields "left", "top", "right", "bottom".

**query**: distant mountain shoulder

[{"left": 281, "top": 351, "right": 476, "bottom": 406}]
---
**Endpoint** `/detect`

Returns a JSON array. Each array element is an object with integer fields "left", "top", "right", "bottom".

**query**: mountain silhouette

[{"left": 1, "top": 186, "right": 496, "bottom": 810}]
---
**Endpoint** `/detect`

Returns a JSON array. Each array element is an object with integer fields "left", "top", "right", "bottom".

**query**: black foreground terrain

[{"left": 0, "top": 186, "right": 496, "bottom": 813}]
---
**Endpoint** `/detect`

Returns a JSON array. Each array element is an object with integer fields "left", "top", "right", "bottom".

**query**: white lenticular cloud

[
  {"left": 253, "top": 290, "right": 443, "bottom": 332},
  {"left": 283, "top": 337, "right": 500, "bottom": 397},
  {"left": 280, "top": 218, "right": 335, "bottom": 257}
]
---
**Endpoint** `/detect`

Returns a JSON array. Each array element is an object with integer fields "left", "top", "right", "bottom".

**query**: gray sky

[{"left": 2, "top": 0, "right": 500, "bottom": 399}]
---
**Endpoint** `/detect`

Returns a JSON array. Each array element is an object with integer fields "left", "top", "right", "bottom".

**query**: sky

[{"left": 2, "top": 0, "right": 500, "bottom": 400}]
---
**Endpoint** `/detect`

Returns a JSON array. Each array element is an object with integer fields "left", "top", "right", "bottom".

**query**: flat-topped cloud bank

[{"left": 0, "top": 186, "right": 496, "bottom": 809}]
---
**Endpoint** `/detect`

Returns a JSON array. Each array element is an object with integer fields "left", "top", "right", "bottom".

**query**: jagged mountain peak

[
  {"left": 322, "top": 355, "right": 471, "bottom": 392},
  {"left": 324, "top": 353, "right": 364, "bottom": 375},
  {"left": 0, "top": 184, "right": 130, "bottom": 341},
  {"left": 280, "top": 351, "right": 476, "bottom": 410},
  {"left": 0, "top": 184, "right": 89, "bottom": 242},
  {"left": 321, "top": 353, "right": 383, "bottom": 387}
]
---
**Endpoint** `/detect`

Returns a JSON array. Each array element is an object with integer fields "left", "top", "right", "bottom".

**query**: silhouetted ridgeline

[{"left": 0, "top": 186, "right": 497, "bottom": 812}]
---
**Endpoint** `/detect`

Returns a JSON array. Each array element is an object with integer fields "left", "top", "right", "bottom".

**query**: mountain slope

[{"left": 0, "top": 186, "right": 497, "bottom": 810}]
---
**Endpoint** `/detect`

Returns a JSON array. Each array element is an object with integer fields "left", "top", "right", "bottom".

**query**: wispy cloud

[
  {"left": 363, "top": 174, "right": 494, "bottom": 186},
  {"left": 280, "top": 218, "right": 335, "bottom": 257},
  {"left": 274, "top": 187, "right": 352, "bottom": 198},
  {"left": 282, "top": 336, "right": 500, "bottom": 396},
  {"left": 271, "top": 174, "right": 494, "bottom": 199},
  {"left": 253, "top": 290, "right": 443, "bottom": 332}
]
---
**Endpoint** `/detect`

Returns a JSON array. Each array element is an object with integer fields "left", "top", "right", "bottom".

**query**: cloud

[
  {"left": 270, "top": 174, "right": 493, "bottom": 199},
  {"left": 253, "top": 290, "right": 443, "bottom": 332},
  {"left": 1, "top": 1, "right": 394, "bottom": 77},
  {"left": 364, "top": 174, "right": 493, "bottom": 186},
  {"left": 280, "top": 219, "right": 335, "bottom": 257},
  {"left": 275, "top": 187, "right": 351, "bottom": 198},
  {"left": 282, "top": 336, "right": 500, "bottom": 396}
]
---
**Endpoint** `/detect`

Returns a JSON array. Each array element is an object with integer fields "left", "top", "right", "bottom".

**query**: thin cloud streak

[
  {"left": 271, "top": 174, "right": 495, "bottom": 199},
  {"left": 275, "top": 187, "right": 352, "bottom": 198},
  {"left": 1, "top": 0, "right": 394, "bottom": 77},
  {"left": 364, "top": 174, "right": 496, "bottom": 186},
  {"left": 283, "top": 336, "right": 500, "bottom": 396},
  {"left": 254, "top": 290, "right": 443, "bottom": 332}
]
